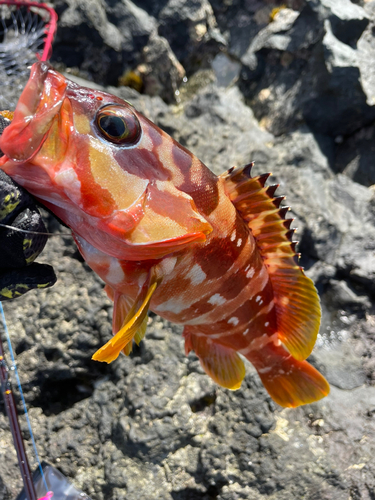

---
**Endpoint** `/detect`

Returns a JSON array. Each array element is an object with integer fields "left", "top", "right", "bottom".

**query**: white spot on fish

[
  {"left": 106, "top": 260, "right": 125, "bottom": 285},
  {"left": 208, "top": 293, "right": 226, "bottom": 306},
  {"left": 246, "top": 267, "right": 255, "bottom": 279},
  {"left": 243, "top": 328, "right": 249, "bottom": 336},
  {"left": 159, "top": 257, "right": 177, "bottom": 276},
  {"left": 230, "top": 230, "right": 236, "bottom": 241},
  {"left": 281, "top": 296, "right": 290, "bottom": 306},
  {"left": 186, "top": 263, "right": 207, "bottom": 285},
  {"left": 258, "top": 367, "right": 272, "bottom": 374},
  {"left": 265, "top": 322, "right": 269, "bottom": 327},
  {"left": 228, "top": 317, "right": 239, "bottom": 326},
  {"left": 54, "top": 168, "right": 82, "bottom": 200},
  {"left": 255, "top": 295, "right": 262, "bottom": 303},
  {"left": 156, "top": 297, "right": 188, "bottom": 314},
  {"left": 239, "top": 331, "right": 278, "bottom": 356},
  {"left": 237, "top": 238, "right": 242, "bottom": 247}
]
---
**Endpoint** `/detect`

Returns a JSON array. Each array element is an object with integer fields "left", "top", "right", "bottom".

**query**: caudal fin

[{"left": 246, "top": 342, "right": 329, "bottom": 407}]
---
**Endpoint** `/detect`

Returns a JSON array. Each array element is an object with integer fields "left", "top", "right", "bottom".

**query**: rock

[
  {"left": 211, "top": 53, "right": 242, "bottom": 88},
  {"left": 239, "top": 2, "right": 375, "bottom": 137},
  {"left": 210, "top": 1, "right": 267, "bottom": 60},
  {"left": 317, "top": 342, "right": 367, "bottom": 390},
  {"left": 51, "top": 0, "right": 156, "bottom": 85},
  {"left": 136, "top": 33, "right": 186, "bottom": 103},
  {"left": 303, "top": 19, "right": 374, "bottom": 136},
  {"left": 334, "top": 123, "right": 375, "bottom": 186},
  {"left": 308, "top": 0, "right": 369, "bottom": 45},
  {"left": 158, "top": 0, "right": 225, "bottom": 72}
]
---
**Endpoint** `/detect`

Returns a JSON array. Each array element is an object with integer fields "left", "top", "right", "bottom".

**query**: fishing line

[
  {"left": 0, "top": 222, "right": 72, "bottom": 237},
  {"left": 0, "top": 301, "right": 49, "bottom": 494}
]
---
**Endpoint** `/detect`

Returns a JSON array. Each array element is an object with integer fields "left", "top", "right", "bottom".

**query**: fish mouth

[{"left": 0, "top": 62, "right": 67, "bottom": 161}]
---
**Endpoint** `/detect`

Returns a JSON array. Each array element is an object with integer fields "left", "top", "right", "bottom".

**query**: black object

[{"left": 0, "top": 118, "right": 56, "bottom": 300}]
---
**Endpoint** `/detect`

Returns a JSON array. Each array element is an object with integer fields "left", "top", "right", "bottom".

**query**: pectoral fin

[{"left": 92, "top": 280, "right": 158, "bottom": 363}]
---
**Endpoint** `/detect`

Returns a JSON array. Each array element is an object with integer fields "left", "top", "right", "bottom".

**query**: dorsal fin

[{"left": 221, "top": 163, "right": 321, "bottom": 361}]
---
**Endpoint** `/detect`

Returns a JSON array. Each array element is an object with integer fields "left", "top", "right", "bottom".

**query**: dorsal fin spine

[
  {"left": 279, "top": 207, "right": 290, "bottom": 218},
  {"left": 243, "top": 162, "right": 254, "bottom": 177},
  {"left": 258, "top": 173, "right": 271, "bottom": 186},
  {"left": 283, "top": 219, "right": 294, "bottom": 229},
  {"left": 266, "top": 185, "right": 279, "bottom": 197}
]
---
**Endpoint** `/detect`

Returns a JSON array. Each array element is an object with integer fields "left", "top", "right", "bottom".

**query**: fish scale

[{"left": 0, "top": 62, "right": 329, "bottom": 407}]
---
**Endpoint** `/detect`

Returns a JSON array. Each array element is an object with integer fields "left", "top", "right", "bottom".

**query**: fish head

[{"left": 0, "top": 63, "right": 213, "bottom": 259}]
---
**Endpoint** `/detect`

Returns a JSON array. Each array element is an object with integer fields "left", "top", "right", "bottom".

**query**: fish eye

[{"left": 96, "top": 105, "right": 141, "bottom": 145}]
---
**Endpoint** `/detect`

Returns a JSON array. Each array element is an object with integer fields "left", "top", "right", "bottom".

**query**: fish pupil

[{"left": 99, "top": 115, "right": 126, "bottom": 138}]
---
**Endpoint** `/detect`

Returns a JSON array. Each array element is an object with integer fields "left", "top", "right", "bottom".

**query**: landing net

[{"left": 0, "top": 1, "right": 57, "bottom": 109}]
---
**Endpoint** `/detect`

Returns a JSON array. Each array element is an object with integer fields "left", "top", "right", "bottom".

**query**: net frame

[{"left": 0, "top": 1, "right": 57, "bottom": 108}]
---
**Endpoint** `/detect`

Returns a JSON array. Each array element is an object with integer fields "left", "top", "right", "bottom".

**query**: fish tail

[{"left": 246, "top": 342, "right": 330, "bottom": 407}]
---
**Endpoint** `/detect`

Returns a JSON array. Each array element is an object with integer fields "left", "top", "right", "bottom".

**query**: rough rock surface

[{"left": 1, "top": 1, "right": 375, "bottom": 499}]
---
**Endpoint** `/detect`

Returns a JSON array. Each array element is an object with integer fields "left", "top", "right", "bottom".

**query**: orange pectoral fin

[
  {"left": 92, "top": 280, "right": 158, "bottom": 363},
  {"left": 247, "top": 342, "right": 330, "bottom": 408},
  {"left": 184, "top": 330, "right": 245, "bottom": 390}
]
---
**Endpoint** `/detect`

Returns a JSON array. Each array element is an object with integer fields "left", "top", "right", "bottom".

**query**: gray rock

[
  {"left": 136, "top": 33, "right": 186, "bottom": 103},
  {"left": 308, "top": 0, "right": 369, "bottom": 45},
  {"left": 303, "top": 20, "right": 375, "bottom": 136},
  {"left": 239, "top": 2, "right": 375, "bottom": 137},
  {"left": 334, "top": 122, "right": 375, "bottom": 186},
  {"left": 158, "top": 0, "right": 225, "bottom": 71},
  {"left": 211, "top": 53, "right": 242, "bottom": 88},
  {"left": 51, "top": 0, "right": 156, "bottom": 85},
  {"left": 157, "top": 84, "right": 274, "bottom": 175}
]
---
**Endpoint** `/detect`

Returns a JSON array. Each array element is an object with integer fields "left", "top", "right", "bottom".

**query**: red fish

[{"left": 0, "top": 63, "right": 329, "bottom": 407}]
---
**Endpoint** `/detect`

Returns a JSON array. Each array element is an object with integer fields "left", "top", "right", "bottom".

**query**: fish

[{"left": 0, "top": 62, "right": 329, "bottom": 407}]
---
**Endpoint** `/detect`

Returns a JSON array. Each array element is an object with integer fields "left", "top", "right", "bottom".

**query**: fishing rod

[
  {"left": 0, "top": 313, "right": 37, "bottom": 500},
  {"left": 0, "top": 303, "right": 93, "bottom": 500}
]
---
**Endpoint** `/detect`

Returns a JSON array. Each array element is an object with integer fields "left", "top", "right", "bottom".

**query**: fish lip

[{"left": 0, "top": 62, "right": 68, "bottom": 161}]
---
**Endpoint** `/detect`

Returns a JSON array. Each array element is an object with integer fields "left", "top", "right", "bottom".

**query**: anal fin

[
  {"left": 247, "top": 342, "right": 330, "bottom": 408},
  {"left": 184, "top": 329, "right": 245, "bottom": 390}
]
